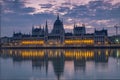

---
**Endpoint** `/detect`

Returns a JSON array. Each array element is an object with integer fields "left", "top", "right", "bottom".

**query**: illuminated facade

[
  {"left": 65, "top": 39, "right": 94, "bottom": 45},
  {"left": 47, "top": 15, "right": 65, "bottom": 45},
  {"left": 2, "top": 15, "right": 109, "bottom": 47}
]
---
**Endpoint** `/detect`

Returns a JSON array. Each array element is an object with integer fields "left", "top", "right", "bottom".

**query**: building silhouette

[{"left": 1, "top": 15, "right": 110, "bottom": 47}]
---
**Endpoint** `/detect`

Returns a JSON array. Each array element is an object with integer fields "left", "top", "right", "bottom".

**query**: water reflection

[{"left": 0, "top": 49, "right": 120, "bottom": 80}]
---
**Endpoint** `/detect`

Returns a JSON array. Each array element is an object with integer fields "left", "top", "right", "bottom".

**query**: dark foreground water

[{"left": 0, "top": 49, "right": 120, "bottom": 80}]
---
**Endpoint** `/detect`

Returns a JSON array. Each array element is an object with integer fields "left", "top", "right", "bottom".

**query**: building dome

[
  {"left": 54, "top": 19, "right": 62, "bottom": 25},
  {"left": 51, "top": 15, "right": 64, "bottom": 34},
  {"left": 54, "top": 15, "right": 63, "bottom": 27}
]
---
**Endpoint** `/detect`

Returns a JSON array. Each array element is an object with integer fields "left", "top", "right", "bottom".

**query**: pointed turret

[
  {"left": 45, "top": 20, "right": 48, "bottom": 34},
  {"left": 57, "top": 13, "right": 59, "bottom": 20},
  {"left": 73, "top": 22, "right": 76, "bottom": 35},
  {"left": 13, "top": 31, "right": 15, "bottom": 35},
  {"left": 32, "top": 25, "right": 34, "bottom": 31},
  {"left": 74, "top": 22, "right": 76, "bottom": 28},
  {"left": 39, "top": 25, "right": 41, "bottom": 29},
  {"left": 43, "top": 26, "right": 44, "bottom": 31},
  {"left": 82, "top": 24, "right": 85, "bottom": 27},
  {"left": 44, "top": 20, "right": 48, "bottom": 44}
]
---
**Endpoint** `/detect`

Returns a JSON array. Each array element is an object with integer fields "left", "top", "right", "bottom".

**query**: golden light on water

[
  {"left": 64, "top": 50, "right": 94, "bottom": 59},
  {"left": 1, "top": 49, "right": 107, "bottom": 59},
  {"left": 21, "top": 50, "right": 44, "bottom": 57}
]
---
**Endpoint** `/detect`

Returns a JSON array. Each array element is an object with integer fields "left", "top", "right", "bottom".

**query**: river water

[{"left": 0, "top": 49, "right": 120, "bottom": 80}]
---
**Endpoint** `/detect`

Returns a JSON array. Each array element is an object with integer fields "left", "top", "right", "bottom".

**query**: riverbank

[{"left": 1, "top": 45, "right": 120, "bottom": 49}]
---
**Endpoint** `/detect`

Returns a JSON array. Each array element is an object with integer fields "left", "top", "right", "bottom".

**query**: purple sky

[{"left": 0, "top": 0, "right": 120, "bottom": 37}]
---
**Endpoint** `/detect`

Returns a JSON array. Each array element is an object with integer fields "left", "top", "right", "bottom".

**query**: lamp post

[{"left": 114, "top": 24, "right": 120, "bottom": 36}]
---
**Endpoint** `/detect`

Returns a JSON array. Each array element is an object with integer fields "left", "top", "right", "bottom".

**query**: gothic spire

[
  {"left": 57, "top": 13, "right": 59, "bottom": 20},
  {"left": 39, "top": 25, "right": 41, "bottom": 29},
  {"left": 46, "top": 20, "right": 48, "bottom": 28},
  {"left": 45, "top": 20, "right": 48, "bottom": 34},
  {"left": 74, "top": 22, "right": 76, "bottom": 28}
]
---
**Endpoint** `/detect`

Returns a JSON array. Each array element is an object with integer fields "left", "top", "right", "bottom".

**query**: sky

[{"left": 0, "top": 0, "right": 120, "bottom": 37}]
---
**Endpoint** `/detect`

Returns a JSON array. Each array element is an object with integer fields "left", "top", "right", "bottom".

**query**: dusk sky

[{"left": 0, "top": 0, "right": 120, "bottom": 37}]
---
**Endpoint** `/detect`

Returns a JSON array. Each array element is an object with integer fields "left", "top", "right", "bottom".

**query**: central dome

[
  {"left": 54, "top": 15, "right": 63, "bottom": 26},
  {"left": 51, "top": 15, "right": 64, "bottom": 34}
]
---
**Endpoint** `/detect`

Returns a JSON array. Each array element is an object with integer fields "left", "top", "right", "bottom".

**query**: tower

[
  {"left": 44, "top": 20, "right": 48, "bottom": 44},
  {"left": 73, "top": 22, "right": 76, "bottom": 35},
  {"left": 51, "top": 14, "right": 64, "bottom": 34},
  {"left": 73, "top": 24, "right": 86, "bottom": 36},
  {"left": 32, "top": 25, "right": 44, "bottom": 37},
  {"left": 51, "top": 14, "right": 65, "bottom": 44},
  {"left": 45, "top": 20, "right": 48, "bottom": 35}
]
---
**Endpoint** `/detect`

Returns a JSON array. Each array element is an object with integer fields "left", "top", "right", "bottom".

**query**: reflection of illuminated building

[
  {"left": 64, "top": 50, "right": 94, "bottom": 60},
  {"left": 52, "top": 53, "right": 64, "bottom": 80},
  {"left": 1, "top": 49, "right": 116, "bottom": 79},
  {"left": 116, "top": 49, "right": 120, "bottom": 58},
  {"left": 1, "top": 49, "right": 112, "bottom": 61},
  {"left": 110, "top": 49, "right": 120, "bottom": 67},
  {"left": 94, "top": 50, "right": 109, "bottom": 63},
  {"left": 74, "top": 57, "right": 86, "bottom": 72},
  {"left": 32, "top": 60, "right": 44, "bottom": 70},
  {"left": 1, "top": 49, "right": 120, "bottom": 80}
]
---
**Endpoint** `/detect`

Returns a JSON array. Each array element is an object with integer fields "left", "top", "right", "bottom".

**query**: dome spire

[{"left": 57, "top": 13, "right": 59, "bottom": 20}]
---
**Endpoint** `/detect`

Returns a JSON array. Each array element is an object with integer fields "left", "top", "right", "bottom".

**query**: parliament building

[{"left": 3, "top": 15, "right": 109, "bottom": 47}]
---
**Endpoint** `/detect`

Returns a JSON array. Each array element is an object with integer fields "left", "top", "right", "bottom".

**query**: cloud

[
  {"left": 2, "top": 0, "right": 35, "bottom": 14},
  {"left": 40, "top": 4, "right": 53, "bottom": 8},
  {"left": 64, "top": 0, "right": 120, "bottom": 20},
  {"left": 1, "top": 0, "right": 120, "bottom": 36}
]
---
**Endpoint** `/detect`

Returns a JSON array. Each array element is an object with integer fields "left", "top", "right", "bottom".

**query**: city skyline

[
  {"left": 0, "top": 0, "right": 120, "bottom": 37},
  {"left": 0, "top": 1, "right": 120, "bottom": 80}
]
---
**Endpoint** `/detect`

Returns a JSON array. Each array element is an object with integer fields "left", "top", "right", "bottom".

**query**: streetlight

[
  {"left": 114, "top": 25, "right": 119, "bottom": 36},
  {"left": 115, "top": 39, "right": 119, "bottom": 44},
  {"left": 114, "top": 24, "right": 120, "bottom": 44}
]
